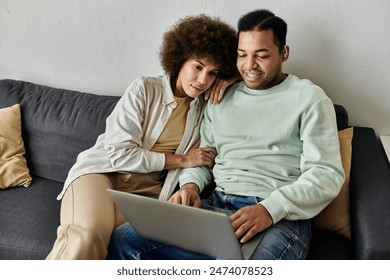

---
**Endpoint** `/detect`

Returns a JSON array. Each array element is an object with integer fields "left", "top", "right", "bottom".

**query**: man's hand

[
  {"left": 230, "top": 204, "right": 273, "bottom": 243},
  {"left": 169, "top": 183, "right": 202, "bottom": 208}
]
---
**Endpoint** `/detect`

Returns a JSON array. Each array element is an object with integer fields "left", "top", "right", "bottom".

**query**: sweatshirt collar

[{"left": 241, "top": 74, "right": 293, "bottom": 95}]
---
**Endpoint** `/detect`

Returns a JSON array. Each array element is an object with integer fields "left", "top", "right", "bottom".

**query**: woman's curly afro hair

[{"left": 160, "top": 14, "right": 238, "bottom": 80}]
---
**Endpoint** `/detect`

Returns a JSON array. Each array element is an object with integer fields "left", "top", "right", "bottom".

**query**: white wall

[{"left": 1, "top": 0, "right": 389, "bottom": 135}]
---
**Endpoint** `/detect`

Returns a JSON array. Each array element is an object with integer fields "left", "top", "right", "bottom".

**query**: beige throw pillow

[
  {"left": 0, "top": 104, "right": 32, "bottom": 189},
  {"left": 312, "top": 127, "right": 353, "bottom": 239}
]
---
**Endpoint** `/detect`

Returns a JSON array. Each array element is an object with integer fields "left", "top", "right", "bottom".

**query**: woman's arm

[
  {"left": 164, "top": 140, "right": 217, "bottom": 170},
  {"left": 104, "top": 82, "right": 165, "bottom": 173},
  {"left": 104, "top": 79, "right": 218, "bottom": 173}
]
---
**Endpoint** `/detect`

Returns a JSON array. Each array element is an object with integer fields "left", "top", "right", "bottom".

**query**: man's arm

[
  {"left": 261, "top": 98, "right": 345, "bottom": 223},
  {"left": 176, "top": 101, "right": 216, "bottom": 196},
  {"left": 231, "top": 98, "right": 344, "bottom": 244},
  {"left": 169, "top": 183, "right": 202, "bottom": 207}
]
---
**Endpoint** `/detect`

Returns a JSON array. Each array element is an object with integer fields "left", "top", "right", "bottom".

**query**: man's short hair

[{"left": 237, "top": 9, "right": 287, "bottom": 52}]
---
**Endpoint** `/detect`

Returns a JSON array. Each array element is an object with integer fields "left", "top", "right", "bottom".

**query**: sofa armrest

[{"left": 350, "top": 127, "right": 390, "bottom": 259}]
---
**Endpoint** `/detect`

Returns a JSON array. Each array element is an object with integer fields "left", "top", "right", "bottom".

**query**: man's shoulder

[
  {"left": 225, "top": 81, "right": 242, "bottom": 95},
  {"left": 288, "top": 74, "right": 318, "bottom": 87},
  {"left": 287, "top": 75, "right": 327, "bottom": 98}
]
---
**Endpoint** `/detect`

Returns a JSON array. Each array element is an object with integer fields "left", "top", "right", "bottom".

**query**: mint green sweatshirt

[{"left": 179, "top": 75, "right": 345, "bottom": 224}]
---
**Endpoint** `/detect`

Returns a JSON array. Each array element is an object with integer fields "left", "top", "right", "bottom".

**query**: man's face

[{"left": 237, "top": 29, "right": 287, "bottom": 90}]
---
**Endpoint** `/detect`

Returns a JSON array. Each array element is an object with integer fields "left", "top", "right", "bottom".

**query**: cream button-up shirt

[{"left": 57, "top": 75, "right": 205, "bottom": 201}]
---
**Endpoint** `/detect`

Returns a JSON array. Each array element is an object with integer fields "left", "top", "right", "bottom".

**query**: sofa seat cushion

[{"left": 0, "top": 177, "right": 62, "bottom": 259}]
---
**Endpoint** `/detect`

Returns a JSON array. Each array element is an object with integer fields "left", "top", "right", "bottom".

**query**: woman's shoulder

[
  {"left": 123, "top": 75, "right": 170, "bottom": 98},
  {"left": 122, "top": 75, "right": 174, "bottom": 105},
  {"left": 127, "top": 75, "right": 166, "bottom": 90}
]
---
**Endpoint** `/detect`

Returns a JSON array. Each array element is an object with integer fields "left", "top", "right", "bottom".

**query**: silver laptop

[{"left": 107, "top": 189, "right": 262, "bottom": 260}]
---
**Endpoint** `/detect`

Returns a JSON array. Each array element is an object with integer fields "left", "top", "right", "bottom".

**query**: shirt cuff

[
  {"left": 179, "top": 172, "right": 208, "bottom": 193},
  {"left": 259, "top": 195, "right": 288, "bottom": 224}
]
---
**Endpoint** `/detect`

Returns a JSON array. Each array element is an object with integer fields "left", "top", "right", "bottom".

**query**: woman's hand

[
  {"left": 164, "top": 140, "right": 217, "bottom": 170},
  {"left": 182, "top": 140, "right": 217, "bottom": 168},
  {"left": 204, "top": 77, "right": 237, "bottom": 104}
]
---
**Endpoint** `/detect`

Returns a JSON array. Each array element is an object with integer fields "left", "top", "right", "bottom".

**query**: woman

[{"left": 46, "top": 14, "right": 238, "bottom": 259}]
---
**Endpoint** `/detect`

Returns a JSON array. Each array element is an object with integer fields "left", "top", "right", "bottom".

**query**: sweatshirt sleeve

[
  {"left": 261, "top": 98, "right": 345, "bottom": 223},
  {"left": 179, "top": 103, "right": 214, "bottom": 192}
]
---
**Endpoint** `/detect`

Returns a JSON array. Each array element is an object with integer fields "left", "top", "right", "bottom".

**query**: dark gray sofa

[{"left": 1, "top": 78, "right": 390, "bottom": 260}]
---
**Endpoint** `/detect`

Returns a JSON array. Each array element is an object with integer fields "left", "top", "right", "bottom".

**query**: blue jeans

[{"left": 107, "top": 191, "right": 311, "bottom": 260}]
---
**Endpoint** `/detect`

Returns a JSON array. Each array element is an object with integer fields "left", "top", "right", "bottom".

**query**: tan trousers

[{"left": 46, "top": 171, "right": 164, "bottom": 260}]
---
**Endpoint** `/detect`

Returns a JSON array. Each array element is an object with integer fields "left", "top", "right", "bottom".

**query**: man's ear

[{"left": 282, "top": 45, "right": 290, "bottom": 62}]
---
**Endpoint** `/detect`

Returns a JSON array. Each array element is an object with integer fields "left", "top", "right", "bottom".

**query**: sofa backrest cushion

[
  {"left": 334, "top": 104, "right": 348, "bottom": 131},
  {"left": 0, "top": 79, "right": 120, "bottom": 183}
]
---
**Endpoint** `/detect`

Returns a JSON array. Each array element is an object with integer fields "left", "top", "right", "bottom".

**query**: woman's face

[{"left": 173, "top": 57, "right": 219, "bottom": 98}]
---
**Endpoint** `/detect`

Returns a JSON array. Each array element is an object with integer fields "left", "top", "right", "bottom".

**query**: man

[{"left": 107, "top": 9, "right": 344, "bottom": 260}]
